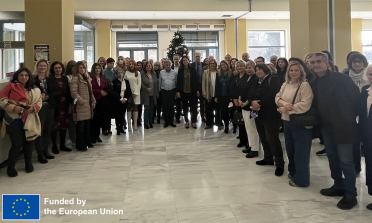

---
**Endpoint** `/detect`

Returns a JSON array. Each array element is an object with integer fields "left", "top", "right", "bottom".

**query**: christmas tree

[{"left": 167, "top": 30, "right": 189, "bottom": 63}]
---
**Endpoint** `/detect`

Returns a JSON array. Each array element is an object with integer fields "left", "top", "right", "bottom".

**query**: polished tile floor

[{"left": 1, "top": 118, "right": 372, "bottom": 223}]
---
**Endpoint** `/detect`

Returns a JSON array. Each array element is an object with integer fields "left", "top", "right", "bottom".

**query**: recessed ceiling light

[
  {"left": 185, "top": 14, "right": 188, "bottom": 15},
  {"left": 92, "top": 17, "right": 94, "bottom": 18}
]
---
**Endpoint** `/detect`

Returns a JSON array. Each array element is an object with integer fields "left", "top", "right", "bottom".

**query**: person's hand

[
  {"left": 197, "top": 91, "right": 200, "bottom": 97},
  {"left": 233, "top": 99, "right": 239, "bottom": 107},
  {"left": 214, "top": 98, "right": 218, "bottom": 103},
  {"left": 251, "top": 100, "right": 261, "bottom": 111},
  {"left": 241, "top": 101, "right": 249, "bottom": 107},
  {"left": 277, "top": 107, "right": 287, "bottom": 114},
  {"left": 121, "top": 99, "right": 127, "bottom": 104},
  {"left": 132, "top": 94, "right": 137, "bottom": 99},
  {"left": 13, "top": 106, "right": 24, "bottom": 114},
  {"left": 23, "top": 107, "right": 34, "bottom": 115},
  {"left": 233, "top": 70, "right": 238, "bottom": 75},
  {"left": 41, "top": 93, "right": 46, "bottom": 101},
  {"left": 147, "top": 88, "right": 153, "bottom": 93},
  {"left": 284, "top": 103, "right": 293, "bottom": 111},
  {"left": 101, "top": 90, "right": 107, "bottom": 96}
]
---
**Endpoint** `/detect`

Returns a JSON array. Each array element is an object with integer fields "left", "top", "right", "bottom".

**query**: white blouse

[{"left": 124, "top": 71, "right": 141, "bottom": 96}]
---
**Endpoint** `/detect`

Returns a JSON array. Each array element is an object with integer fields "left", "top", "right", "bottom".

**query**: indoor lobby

[{"left": 1, "top": 0, "right": 372, "bottom": 222}]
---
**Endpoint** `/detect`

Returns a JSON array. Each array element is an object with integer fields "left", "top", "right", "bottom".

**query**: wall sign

[{"left": 34, "top": 44, "right": 50, "bottom": 62}]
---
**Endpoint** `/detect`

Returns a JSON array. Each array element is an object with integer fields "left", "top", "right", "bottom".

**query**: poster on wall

[{"left": 34, "top": 44, "right": 50, "bottom": 62}]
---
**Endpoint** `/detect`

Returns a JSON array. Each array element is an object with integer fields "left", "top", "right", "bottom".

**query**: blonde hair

[
  {"left": 366, "top": 64, "right": 372, "bottom": 81},
  {"left": 154, "top": 61, "right": 162, "bottom": 70},
  {"left": 245, "top": 60, "right": 255, "bottom": 68},
  {"left": 219, "top": 60, "right": 232, "bottom": 77},
  {"left": 73, "top": 61, "right": 89, "bottom": 79},
  {"left": 235, "top": 60, "right": 246, "bottom": 70},
  {"left": 33, "top": 59, "right": 50, "bottom": 77},
  {"left": 285, "top": 61, "right": 307, "bottom": 84}
]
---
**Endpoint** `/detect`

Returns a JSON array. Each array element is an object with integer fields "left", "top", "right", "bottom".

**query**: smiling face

[
  {"left": 270, "top": 56, "right": 278, "bottom": 65},
  {"left": 145, "top": 63, "right": 152, "bottom": 72},
  {"left": 255, "top": 67, "right": 266, "bottom": 79},
  {"left": 18, "top": 71, "right": 29, "bottom": 86},
  {"left": 351, "top": 58, "right": 365, "bottom": 73},
  {"left": 78, "top": 64, "right": 86, "bottom": 75},
  {"left": 54, "top": 64, "right": 63, "bottom": 76},
  {"left": 288, "top": 64, "right": 301, "bottom": 83},
  {"left": 245, "top": 65, "right": 255, "bottom": 75},
  {"left": 95, "top": 65, "right": 102, "bottom": 75},
  {"left": 220, "top": 62, "right": 228, "bottom": 71},
  {"left": 182, "top": 57, "right": 189, "bottom": 66},
  {"left": 236, "top": 63, "right": 245, "bottom": 74},
  {"left": 209, "top": 60, "right": 217, "bottom": 70},
  {"left": 98, "top": 58, "right": 106, "bottom": 67},
  {"left": 310, "top": 55, "right": 328, "bottom": 76},
  {"left": 37, "top": 61, "right": 48, "bottom": 75},
  {"left": 278, "top": 59, "right": 286, "bottom": 69}
]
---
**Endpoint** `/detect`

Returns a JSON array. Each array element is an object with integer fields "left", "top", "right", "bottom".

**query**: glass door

[{"left": 1, "top": 48, "right": 24, "bottom": 80}]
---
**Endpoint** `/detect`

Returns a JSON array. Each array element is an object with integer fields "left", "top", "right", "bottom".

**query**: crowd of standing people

[{"left": 1, "top": 50, "right": 372, "bottom": 211}]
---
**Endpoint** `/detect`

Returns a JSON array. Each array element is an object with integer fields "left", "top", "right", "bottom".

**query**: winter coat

[{"left": 70, "top": 73, "right": 96, "bottom": 122}]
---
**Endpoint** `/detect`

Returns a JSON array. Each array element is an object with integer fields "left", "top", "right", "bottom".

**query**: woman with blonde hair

[
  {"left": 33, "top": 59, "right": 58, "bottom": 163},
  {"left": 124, "top": 60, "right": 141, "bottom": 131},
  {"left": 70, "top": 61, "right": 96, "bottom": 151},
  {"left": 275, "top": 61, "right": 314, "bottom": 186},
  {"left": 215, "top": 60, "right": 232, "bottom": 132},
  {"left": 97, "top": 57, "right": 107, "bottom": 69},
  {"left": 202, "top": 58, "right": 219, "bottom": 129}
]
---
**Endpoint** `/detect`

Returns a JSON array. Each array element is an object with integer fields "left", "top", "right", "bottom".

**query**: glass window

[
  {"left": 181, "top": 31, "right": 219, "bottom": 62},
  {"left": 116, "top": 32, "right": 158, "bottom": 61},
  {"left": 248, "top": 30, "right": 286, "bottom": 62},
  {"left": 74, "top": 23, "right": 95, "bottom": 70},
  {"left": 363, "top": 30, "right": 372, "bottom": 63}
]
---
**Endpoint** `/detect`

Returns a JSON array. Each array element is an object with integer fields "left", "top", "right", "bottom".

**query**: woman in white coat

[{"left": 124, "top": 59, "right": 141, "bottom": 131}]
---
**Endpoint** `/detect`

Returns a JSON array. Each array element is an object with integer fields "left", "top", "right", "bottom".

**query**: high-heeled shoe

[
  {"left": 192, "top": 123, "right": 197, "bottom": 129},
  {"left": 185, "top": 122, "right": 189, "bottom": 129},
  {"left": 38, "top": 154, "right": 48, "bottom": 164},
  {"left": 43, "top": 150, "right": 55, "bottom": 159},
  {"left": 52, "top": 145, "right": 59, "bottom": 154}
]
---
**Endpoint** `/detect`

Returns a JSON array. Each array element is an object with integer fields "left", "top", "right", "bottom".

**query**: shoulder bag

[{"left": 289, "top": 83, "right": 319, "bottom": 126}]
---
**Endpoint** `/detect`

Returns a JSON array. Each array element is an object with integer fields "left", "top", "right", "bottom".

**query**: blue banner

[{"left": 2, "top": 194, "right": 40, "bottom": 220}]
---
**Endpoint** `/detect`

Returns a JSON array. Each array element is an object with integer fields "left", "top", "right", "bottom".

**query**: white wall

[
  {"left": 363, "top": 19, "right": 372, "bottom": 29},
  {"left": 158, "top": 31, "right": 175, "bottom": 60},
  {"left": 246, "top": 19, "right": 291, "bottom": 58}
]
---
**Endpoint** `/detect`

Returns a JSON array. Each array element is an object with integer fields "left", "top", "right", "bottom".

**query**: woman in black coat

[
  {"left": 248, "top": 63, "right": 284, "bottom": 177},
  {"left": 176, "top": 56, "right": 198, "bottom": 129},
  {"left": 112, "top": 72, "right": 132, "bottom": 135},
  {"left": 49, "top": 61, "right": 72, "bottom": 154},
  {"left": 360, "top": 65, "right": 372, "bottom": 210},
  {"left": 34, "top": 59, "right": 59, "bottom": 163}
]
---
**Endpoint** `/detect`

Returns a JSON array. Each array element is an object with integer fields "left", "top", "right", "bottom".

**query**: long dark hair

[
  {"left": 50, "top": 61, "right": 65, "bottom": 76},
  {"left": 66, "top": 60, "right": 76, "bottom": 75},
  {"left": 11, "top": 67, "right": 35, "bottom": 91},
  {"left": 276, "top": 57, "right": 289, "bottom": 73},
  {"left": 179, "top": 56, "right": 190, "bottom": 70},
  {"left": 90, "top": 63, "right": 104, "bottom": 78}
]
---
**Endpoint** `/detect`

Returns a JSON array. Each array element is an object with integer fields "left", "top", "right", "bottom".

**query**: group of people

[{"left": 0, "top": 49, "right": 372, "bottom": 211}]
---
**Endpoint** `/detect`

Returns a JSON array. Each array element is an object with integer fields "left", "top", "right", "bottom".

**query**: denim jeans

[
  {"left": 322, "top": 126, "right": 357, "bottom": 199},
  {"left": 284, "top": 121, "right": 313, "bottom": 187},
  {"left": 144, "top": 96, "right": 154, "bottom": 125}
]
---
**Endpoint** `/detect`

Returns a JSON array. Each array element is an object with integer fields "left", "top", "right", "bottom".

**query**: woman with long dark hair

[
  {"left": 0, "top": 67, "right": 42, "bottom": 177},
  {"left": 215, "top": 60, "right": 232, "bottom": 133},
  {"left": 154, "top": 61, "right": 163, "bottom": 124},
  {"left": 177, "top": 56, "right": 198, "bottom": 129},
  {"left": 141, "top": 61, "right": 159, "bottom": 129},
  {"left": 49, "top": 61, "right": 72, "bottom": 154},
  {"left": 276, "top": 58, "right": 289, "bottom": 84}
]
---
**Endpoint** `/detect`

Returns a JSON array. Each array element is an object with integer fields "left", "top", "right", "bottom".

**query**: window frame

[
  {"left": 247, "top": 30, "right": 287, "bottom": 61},
  {"left": 180, "top": 31, "right": 220, "bottom": 62},
  {"left": 116, "top": 32, "right": 159, "bottom": 61},
  {"left": 362, "top": 30, "right": 372, "bottom": 63}
]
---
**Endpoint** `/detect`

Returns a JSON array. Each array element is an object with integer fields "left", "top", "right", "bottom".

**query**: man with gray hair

[
  {"left": 310, "top": 52, "right": 360, "bottom": 210},
  {"left": 270, "top": 55, "right": 278, "bottom": 67},
  {"left": 242, "top": 52, "right": 250, "bottom": 62},
  {"left": 159, "top": 60, "right": 178, "bottom": 128},
  {"left": 191, "top": 52, "right": 208, "bottom": 122}
]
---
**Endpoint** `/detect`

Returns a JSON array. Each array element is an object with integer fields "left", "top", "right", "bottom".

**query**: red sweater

[{"left": 91, "top": 76, "right": 108, "bottom": 100}]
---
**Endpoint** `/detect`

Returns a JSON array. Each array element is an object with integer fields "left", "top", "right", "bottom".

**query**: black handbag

[
  {"left": 233, "top": 110, "right": 245, "bottom": 125},
  {"left": 289, "top": 83, "right": 319, "bottom": 126}
]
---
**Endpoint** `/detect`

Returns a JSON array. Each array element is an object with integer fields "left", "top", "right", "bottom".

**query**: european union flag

[{"left": 2, "top": 194, "right": 40, "bottom": 220}]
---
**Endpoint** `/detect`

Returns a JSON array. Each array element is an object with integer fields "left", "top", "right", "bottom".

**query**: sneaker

[
  {"left": 256, "top": 159, "right": 274, "bottom": 166},
  {"left": 246, "top": 151, "right": 259, "bottom": 158},
  {"left": 289, "top": 180, "right": 298, "bottom": 187},
  {"left": 275, "top": 167, "right": 284, "bottom": 176},
  {"left": 320, "top": 186, "right": 345, "bottom": 196},
  {"left": 316, "top": 148, "right": 326, "bottom": 156},
  {"left": 337, "top": 196, "right": 357, "bottom": 210}
]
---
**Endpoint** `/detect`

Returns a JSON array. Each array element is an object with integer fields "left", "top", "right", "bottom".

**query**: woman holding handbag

[
  {"left": 275, "top": 61, "right": 314, "bottom": 186},
  {"left": 230, "top": 60, "right": 249, "bottom": 148}
]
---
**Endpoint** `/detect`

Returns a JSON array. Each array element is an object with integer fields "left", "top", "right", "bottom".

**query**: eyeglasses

[
  {"left": 209, "top": 63, "right": 217, "bottom": 65},
  {"left": 352, "top": 60, "right": 363, "bottom": 64}
]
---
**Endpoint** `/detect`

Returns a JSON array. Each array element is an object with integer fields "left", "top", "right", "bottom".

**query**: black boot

[
  {"left": 43, "top": 149, "right": 55, "bottom": 159},
  {"left": 7, "top": 167, "right": 18, "bottom": 177},
  {"left": 224, "top": 125, "right": 229, "bottom": 134},
  {"left": 38, "top": 154, "right": 48, "bottom": 164},
  {"left": 25, "top": 163, "right": 34, "bottom": 173},
  {"left": 233, "top": 124, "right": 237, "bottom": 133},
  {"left": 52, "top": 144, "right": 59, "bottom": 154}
]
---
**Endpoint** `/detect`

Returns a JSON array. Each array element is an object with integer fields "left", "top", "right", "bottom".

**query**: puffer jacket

[{"left": 70, "top": 73, "right": 96, "bottom": 122}]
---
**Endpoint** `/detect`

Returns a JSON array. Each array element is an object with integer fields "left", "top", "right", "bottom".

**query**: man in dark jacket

[
  {"left": 191, "top": 52, "right": 207, "bottom": 122},
  {"left": 310, "top": 52, "right": 360, "bottom": 210}
]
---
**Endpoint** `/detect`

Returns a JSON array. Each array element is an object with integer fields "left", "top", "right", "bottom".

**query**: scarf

[{"left": 349, "top": 68, "right": 368, "bottom": 91}]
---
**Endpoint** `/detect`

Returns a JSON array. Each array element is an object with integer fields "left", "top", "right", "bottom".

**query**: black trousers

[
  {"left": 175, "top": 98, "right": 182, "bottom": 120},
  {"left": 76, "top": 119, "right": 91, "bottom": 150},
  {"left": 35, "top": 102, "right": 54, "bottom": 155},
  {"left": 199, "top": 95, "right": 206, "bottom": 120},
  {"left": 115, "top": 105, "right": 127, "bottom": 131},
  {"left": 181, "top": 92, "right": 198, "bottom": 123},
  {"left": 138, "top": 104, "right": 143, "bottom": 122},
  {"left": 205, "top": 98, "right": 218, "bottom": 127},
  {"left": 6, "top": 122, "right": 34, "bottom": 168},
  {"left": 155, "top": 93, "right": 163, "bottom": 120},
  {"left": 91, "top": 100, "right": 110, "bottom": 137},
  {"left": 217, "top": 96, "right": 230, "bottom": 126},
  {"left": 161, "top": 89, "right": 176, "bottom": 124},
  {"left": 255, "top": 117, "right": 284, "bottom": 167}
]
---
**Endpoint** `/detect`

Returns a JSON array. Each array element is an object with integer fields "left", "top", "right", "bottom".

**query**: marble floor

[{"left": 1, "top": 117, "right": 372, "bottom": 223}]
